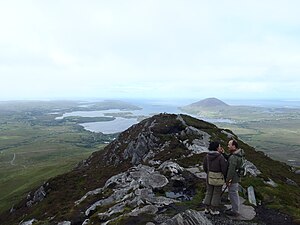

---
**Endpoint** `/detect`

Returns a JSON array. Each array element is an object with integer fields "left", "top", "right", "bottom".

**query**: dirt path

[{"left": 10, "top": 153, "right": 16, "bottom": 165}]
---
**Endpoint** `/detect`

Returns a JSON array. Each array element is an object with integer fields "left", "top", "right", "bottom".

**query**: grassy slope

[
  {"left": 0, "top": 119, "right": 105, "bottom": 213},
  {"left": 0, "top": 101, "right": 125, "bottom": 214}
]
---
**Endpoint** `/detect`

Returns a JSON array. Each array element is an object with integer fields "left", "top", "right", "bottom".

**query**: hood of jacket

[
  {"left": 233, "top": 148, "right": 245, "bottom": 157},
  {"left": 207, "top": 151, "right": 222, "bottom": 161}
]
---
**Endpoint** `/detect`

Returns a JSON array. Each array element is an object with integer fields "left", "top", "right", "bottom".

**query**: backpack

[{"left": 235, "top": 155, "right": 247, "bottom": 177}]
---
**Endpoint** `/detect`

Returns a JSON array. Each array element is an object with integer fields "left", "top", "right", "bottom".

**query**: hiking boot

[
  {"left": 224, "top": 208, "right": 232, "bottom": 212},
  {"left": 204, "top": 208, "right": 210, "bottom": 214},
  {"left": 209, "top": 209, "right": 220, "bottom": 215},
  {"left": 225, "top": 210, "right": 239, "bottom": 217}
]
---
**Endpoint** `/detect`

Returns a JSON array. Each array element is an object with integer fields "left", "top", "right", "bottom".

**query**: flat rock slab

[{"left": 225, "top": 197, "right": 256, "bottom": 221}]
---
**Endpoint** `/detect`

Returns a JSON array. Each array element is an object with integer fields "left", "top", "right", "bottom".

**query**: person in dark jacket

[{"left": 203, "top": 141, "right": 228, "bottom": 215}]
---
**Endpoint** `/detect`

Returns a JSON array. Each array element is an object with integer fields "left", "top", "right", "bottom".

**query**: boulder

[
  {"left": 160, "top": 209, "right": 212, "bottom": 225},
  {"left": 158, "top": 161, "right": 184, "bottom": 176},
  {"left": 20, "top": 219, "right": 36, "bottom": 225},
  {"left": 57, "top": 222, "right": 71, "bottom": 225}
]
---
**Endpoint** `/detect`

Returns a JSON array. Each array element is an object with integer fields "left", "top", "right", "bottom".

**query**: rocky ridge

[{"left": 1, "top": 113, "right": 299, "bottom": 225}]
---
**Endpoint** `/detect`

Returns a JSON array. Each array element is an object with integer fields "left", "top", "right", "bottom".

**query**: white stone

[
  {"left": 57, "top": 221, "right": 71, "bottom": 225},
  {"left": 20, "top": 219, "right": 36, "bottom": 225},
  {"left": 264, "top": 178, "right": 278, "bottom": 187}
]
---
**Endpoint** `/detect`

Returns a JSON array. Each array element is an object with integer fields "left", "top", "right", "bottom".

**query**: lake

[
  {"left": 56, "top": 100, "right": 235, "bottom": 134},
  {"left": 56, "top": 99, "right": 300, "bottom": 134},
  {"left": 56, "top": 102, "right": 181, "bottom": 133}
]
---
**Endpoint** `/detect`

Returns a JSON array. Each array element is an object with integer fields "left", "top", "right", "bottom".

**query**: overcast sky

[{"left": 1, "top": 0, "right": 300, "bottom": 101}]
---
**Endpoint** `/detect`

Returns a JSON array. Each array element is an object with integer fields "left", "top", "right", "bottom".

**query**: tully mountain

[
  {"left": 1, "top": 114, "right": 299, "bottom": 225},
  {"left": 187, "top": 98, "right": 229, "bottom": 108}
]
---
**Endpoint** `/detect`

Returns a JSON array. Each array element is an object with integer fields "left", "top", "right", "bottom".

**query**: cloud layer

[{"left": 1, "top": 0, "right": 300, "bottom": 100}]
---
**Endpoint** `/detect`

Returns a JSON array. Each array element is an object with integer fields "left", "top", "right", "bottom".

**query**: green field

[{"left": 0, "top": 100, "right": 123, "bottom": 213}]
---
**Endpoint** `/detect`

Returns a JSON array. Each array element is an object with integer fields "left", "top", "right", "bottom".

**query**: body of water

[
  {"left": 80, "top": 117, "right": 138, "bottom": 134},
  {"left": 56, "top": 101, "right": 182, "bottom": 133},
  {"left": 56, "top": 99, "right": 300, "bottom": 134}
]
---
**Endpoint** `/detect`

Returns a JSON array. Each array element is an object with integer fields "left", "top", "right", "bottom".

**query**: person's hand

[
  {"left": 226, "top": 179, "right": 232, "bottom": 186},
  {"left": 219, "top": 147, "right": 224, "bottom": 153}
]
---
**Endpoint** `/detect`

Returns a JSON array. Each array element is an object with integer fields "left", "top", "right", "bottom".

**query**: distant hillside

[{"left": 188, "top": 97, "right": 229, "bottom": 108}]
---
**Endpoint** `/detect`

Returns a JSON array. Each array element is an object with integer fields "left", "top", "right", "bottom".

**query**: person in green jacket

[{"left": 225, "top": 139, "right": 245, "bottom": 217}]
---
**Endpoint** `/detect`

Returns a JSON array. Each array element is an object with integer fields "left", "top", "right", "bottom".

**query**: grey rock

[
  {"left": 158, "top": 161, "right": 183, "bottom": 176},
  {"left": 247, "top": 186, "right": 257, "bottom": 206},
  {"left": 33, "top": 186, "right": 46, "bottom": 202},
  {"left": 221, "top": 130, "right": 235, "bottom": 139},
  {"left": 264, "top": 178, "right": 278, "bottom": 187},
  {"left": 176, "top": 115, "right": 188, "bottom": 126},
  {"left": 9, "top": 205, "right": 15, "bottom": 213},
  {"left": 146, "top": 222, "right": 156, "bottom": 225},
  {"left": 83, "top": 164, "right": 170, "bottom": 216},
  {"left": 188, "top": 139, "right": 209, "bottom": 153},
  {"left": 295, "top": 170, "right": 300, "bottom": 175},
  {"left": 224, "top": 196, "right": 256, "bottom": 221},
  {"left": 130, "top": 169, "right": 168, "bottom": 189},
  {"left": 186, "top": 168, "right": 206, "bottom": 179},
  {"left": 134, "top": 188, "right": 154, "bottom": 198},
  {"left": 244, "top": 160, "right": 261, "bottom": 177},
  {"left": 161, "top": 209, "right": 212, "bottom": 225},
  {"left": 154, "top": 214, "right": 172, "bottom": 224},
  {"left": 239, "top": 204, "right": 256, "bottom": 221},
  {"left": 127, "top": 196, "right": 145, "bottom": 207},
  {"left": 286, "top": 178, "right": 298, "bottom": 186},
  {"left": 148, "top": 159, "right": 162, "bottom": 165},
  {"left": 145, "top": 196, "right": 179, "bottom": 207},
  {"left": 26, "top": 185, "right": 47, "bottom": 207},
  {"left": 85, "top": 195, "right": 116, "bottom": 216},
  {"left": 181, "top": 127, "right": 210, "bottom": 153},
  {"left": 81, "top": 219, "right": 89, "bottom": 225},
  {"left": 57, "top": 221, "right": 71, "bottom": 225},
  {"left": 20, "top": 219, "right": 37, "bottom": 225},
  {"left": 107, "top": 202, "right": 126, "bottom": 216},
  {"left": 75, "top": 187, "right": 103, "bottom": 205},
  {"left": 170, "top": 175, "right": 185, "bottom": 181},
  {"left": 143, "top": 174, "right": 167, "bottom": 191},
  {"left": 185, "top": 126, "right": 206, "bottom": 137},
  {"left": 123, "top": 133, "right": 159, "bottom": 165},
  {"left": 143, "top": 150, "right": 156, "bottom": 162},
  {"left": 129, "top": 205, "right": 158, "bottom": 216},
  {"left": 98, "top": 212, "right": 109, "bottom": 221}
]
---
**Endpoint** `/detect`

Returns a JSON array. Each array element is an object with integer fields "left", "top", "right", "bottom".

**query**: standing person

[
  {"left": 203, "top": 141, "right": 228, "bottom": 215},
  {"left": 225, "top": 139, "right": 245, "bottom": 217}
]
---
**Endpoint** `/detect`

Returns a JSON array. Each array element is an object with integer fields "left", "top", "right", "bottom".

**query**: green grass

[
  {"left": 0, "top": 101, "right": 119, "bottom": 214},
  {"left": 0, "top": 145, "right": 99, "bottom": 213}
]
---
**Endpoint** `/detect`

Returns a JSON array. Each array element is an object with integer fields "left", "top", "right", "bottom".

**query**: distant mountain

[
  {"left": 187, "top": 97, "right": 229, "bottom": 108},
  {"left": 1, "top": 114, "right": 299, "bottom": 225}
]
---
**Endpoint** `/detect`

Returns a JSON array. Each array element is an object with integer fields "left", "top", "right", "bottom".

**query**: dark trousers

[{"left": 203, "top": 183, "right": 222, "bottom": 207}]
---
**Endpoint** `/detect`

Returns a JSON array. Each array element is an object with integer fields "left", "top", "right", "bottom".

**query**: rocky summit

[{"left": 1, "top": 113, "right": 299, "bottom": 225}]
